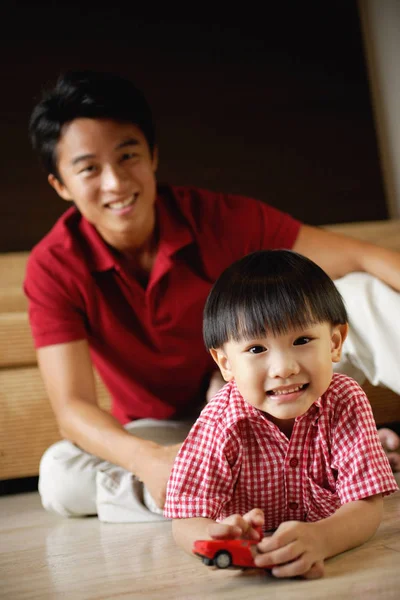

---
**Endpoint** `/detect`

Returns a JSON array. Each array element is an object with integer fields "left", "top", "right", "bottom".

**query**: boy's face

[
  {"left": 210, "top": 321, "right": 348, "bottom": 422},
  {"left": 48, "top": 118, "right": 158, "bottom": 251}
]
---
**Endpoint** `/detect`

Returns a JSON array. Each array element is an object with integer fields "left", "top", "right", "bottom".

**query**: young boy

[{"left": 164, "top": 250, "right": 398, "bottom": 579}]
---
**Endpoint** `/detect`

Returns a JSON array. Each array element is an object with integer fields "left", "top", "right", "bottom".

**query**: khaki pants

[
  {"left": 39, "top": 272, "right": 400, "bottom": 522},
  {"left": 39, "top": 419, "right": 193, "bottom": 523},
  {"left": 334, "top": 272, "right": 400, "bottom": 393}
]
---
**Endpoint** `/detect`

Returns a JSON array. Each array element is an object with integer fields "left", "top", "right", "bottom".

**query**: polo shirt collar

[
  {"left": 79, "top": 217, "right": 115, "bottom": 272},
  {"left": 155, "top": 186, "right": 193, "bottom": 258},
  {"left": 77, "top": 186, "right": 194, "bottom": 273}
]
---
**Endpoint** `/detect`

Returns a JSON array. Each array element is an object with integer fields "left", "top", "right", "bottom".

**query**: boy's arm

[
  {"left": 37, "top": 340, "right": 180, "bottom": 508},
  {"left": 255, "top": 494, "right": 383, "bottom": 577},
  {"left": 172, "top": 509, "right": 265, "bottom": 555},
  {"left": 172, "top": 517, "right": 218, "bottom": 554},
  {"left": 293, "top": 224, "right": 400, "bottom": 290},
  {"left": 313, "top": 494, "right": 383, "bottom": 558}
]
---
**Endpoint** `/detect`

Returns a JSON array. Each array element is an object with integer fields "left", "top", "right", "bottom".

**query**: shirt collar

[
  {"left": 297, "top": 396, "right": 322, "bottom": 426},
  {"left": 155, "top": 185, "right": 193, "bottom": 258},
  {"left": 78, "top": 217, "right": 115, "bottom": 272},
  {"left": 77, "top": 185, "right": 193, "bottom": 273}
]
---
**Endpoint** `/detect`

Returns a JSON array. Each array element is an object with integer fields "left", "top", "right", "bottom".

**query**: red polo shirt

[{"left": 24, "top": 185, "right": 301, "bottom": 423}]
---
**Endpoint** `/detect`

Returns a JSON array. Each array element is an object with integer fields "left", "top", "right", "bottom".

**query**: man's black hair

[{"left": 29, "top": 70, "right": 155, "bottom": 180}]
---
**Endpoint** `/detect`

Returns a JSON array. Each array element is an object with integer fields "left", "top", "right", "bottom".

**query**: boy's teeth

[{"left": 272, "top": 385, "right": 303, "bottom": 395}]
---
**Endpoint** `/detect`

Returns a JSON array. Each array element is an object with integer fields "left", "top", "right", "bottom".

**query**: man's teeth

[
  {"left": 107, "top": 196, "right": 135, "bottom": 210},
  {"left": 270, "top": 384, "right": 304, "bottom": 396}
]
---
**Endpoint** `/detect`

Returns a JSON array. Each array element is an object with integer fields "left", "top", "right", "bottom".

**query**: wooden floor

[{"left": 1, "top": 479, "right": 399, "bottom": 600}]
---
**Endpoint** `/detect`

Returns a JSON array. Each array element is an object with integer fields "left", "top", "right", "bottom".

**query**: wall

[
  {"left": 0, "top": 1, "right": 387, "bottom": 252},
  {"left": 358, "top": 0, "right": 400, "bottom": 217}
]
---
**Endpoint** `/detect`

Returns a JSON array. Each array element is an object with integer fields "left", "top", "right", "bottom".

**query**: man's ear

[
  {"left": 331, "top": 323, "right": 349, "bottom": 363},
  {"left": 209, "top": 348, "right": 234, "bottom": 381},
  {"left": 48, "top": 174, "right": 73, "bottom": 202}
]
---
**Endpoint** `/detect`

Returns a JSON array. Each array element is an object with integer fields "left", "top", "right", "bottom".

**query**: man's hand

[
  {"left": 378, "top": 428, "right": 400, "bottom": 472},
  {"left": 208, "top": 508, "right": 264, "bottom": 542},
  {"left": 136, "top": 441, "right": 182, "bottom": 509},
  {"left": 254, "top": 520, "right": 325, "bottom": 579}
]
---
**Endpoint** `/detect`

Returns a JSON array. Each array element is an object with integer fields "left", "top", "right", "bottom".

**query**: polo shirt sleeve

[
  {"left": 164, "top": 417, "right": 237, "bottom": 520},
  {"left": 330, "top": 384, "right": 398, "bottom": 503},
  {"left": 24, "top": 250, "right": 88, "bottom": 349},
  {"left": 216, "top": 192, "right": 302, "bottom": 257},
  {"left": 256, "top": 198, "right": 302, "bottom": 250}
]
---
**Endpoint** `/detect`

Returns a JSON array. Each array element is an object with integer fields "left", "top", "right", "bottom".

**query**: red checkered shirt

[{"left": 164, "top": 373, "right": 398, "bottom": 528}]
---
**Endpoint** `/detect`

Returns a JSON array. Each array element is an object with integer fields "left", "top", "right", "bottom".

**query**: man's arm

[
  {"left": 293, "top": 224, "right": 400, "bottom": 290},
  {"left": 255, "top": 495, "right": 383, "bottom": 577},
  {"left": 37, "top": 339, "right": 180, "bottom": 507}
]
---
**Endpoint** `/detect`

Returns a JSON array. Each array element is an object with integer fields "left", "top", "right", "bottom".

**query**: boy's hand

[
  {"left": 208, "top": 508, "right": 264, "bottom": 541},
  {"left": 254, "top": 520, "right": 325, "bottom": 579}
]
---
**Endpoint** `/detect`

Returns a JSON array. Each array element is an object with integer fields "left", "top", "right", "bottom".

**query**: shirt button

[
  {"left": 289, "top": 458, "right": 298, "bottom": 468},
  {"left": 289, "top": 501, "right": 299, "bottom": 510}
]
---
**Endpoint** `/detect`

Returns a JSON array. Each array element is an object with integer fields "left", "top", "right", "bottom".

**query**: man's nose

[{"left": 101, "top": 165, "right": 130, "bottom": 192}]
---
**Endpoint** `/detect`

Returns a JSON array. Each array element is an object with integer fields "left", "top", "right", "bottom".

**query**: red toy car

[{"left": 193, "top": 537, "right": 259, "bottom": 569}]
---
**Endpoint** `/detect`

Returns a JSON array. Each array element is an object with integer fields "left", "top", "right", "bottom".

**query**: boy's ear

[
  {"left": 331, "top": 323, "right": 348, "bottom": 363},
  {"left": 209, "top": 348, "right": 234, "bottom": 381},
  {"left": 48, "top": 174, "right": 73, "bottom": 202}
]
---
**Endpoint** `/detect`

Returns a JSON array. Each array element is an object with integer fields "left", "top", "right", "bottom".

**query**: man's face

[
  {"left": 49, "top": 118, "right": 158, "bottom": 251},
  {"left": 211, "top": 322, "right": 347, "bottom": 422}
]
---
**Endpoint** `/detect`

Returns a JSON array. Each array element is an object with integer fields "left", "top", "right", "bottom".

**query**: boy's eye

[
  {"left": 248, "top": 345, "right": 266, "bottom": 354},
  {"left": 293, "top": 336, "right": 312, "bottom": 346}
]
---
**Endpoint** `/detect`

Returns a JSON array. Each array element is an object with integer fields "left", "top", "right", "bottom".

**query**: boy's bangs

[
  {"left": 203, "top": 250, "right": 348, "bottom": 350},
  {"left": 230, "top": 284, "right": 318, "bottom": 341}
]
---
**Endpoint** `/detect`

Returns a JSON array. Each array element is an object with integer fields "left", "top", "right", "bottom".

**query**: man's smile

[{"left": 105, "top": 192, "right": 138, "bottom": 211}]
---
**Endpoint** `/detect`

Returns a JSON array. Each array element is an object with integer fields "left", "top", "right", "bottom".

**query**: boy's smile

[
  {"left": 266, "top": 382, "right": 309, "bottom": 401},
  {"left": 211, "top": 321, "right": 347, "bottom": 422}
]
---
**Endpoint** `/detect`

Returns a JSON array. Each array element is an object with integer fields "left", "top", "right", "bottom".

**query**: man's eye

[
  {"left": 121, "top": 152, "right": 138, "bottom": 161},
  {"left": 293, "top": 337, "right": 311, "bottom": 346},
  {"left": 248, "top": 346, "right": 266, "bottom": 354},
  {"left": 79, "top": 165, "right": 96, "bottom": 174}
]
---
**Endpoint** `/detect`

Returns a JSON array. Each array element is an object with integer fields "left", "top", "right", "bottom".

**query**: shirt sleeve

[
  {"left": 164, "top": 417, "right": 237, "bottom": 520},
  {"left": 24, "top": 249, "right": 88, "bottom": 348},
  {"left": 216, "top": 192, "right": 302, "bottom": 260},
  {"left": 257, "top": 199, "right": 302, "bottom": 250},
  {"left": 331, "top": 385, "right": 398, "bottom": 503}
]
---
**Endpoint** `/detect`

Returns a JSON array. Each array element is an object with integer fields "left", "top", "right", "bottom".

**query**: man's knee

[{"left": 39, "top": 440, "right": 98, "bottom": 518}]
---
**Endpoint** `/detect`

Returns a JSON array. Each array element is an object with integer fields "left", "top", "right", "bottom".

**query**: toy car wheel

[
  {"left": 202, "top": 557, "right": 214, "bottom": 566},
  {"left": 214, "top": 551, "right": 232, "bottom": 569}
]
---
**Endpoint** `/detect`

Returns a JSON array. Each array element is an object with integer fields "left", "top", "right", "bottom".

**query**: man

[{"left": 25, "top": 70, "right": 400, "bottom": 522}]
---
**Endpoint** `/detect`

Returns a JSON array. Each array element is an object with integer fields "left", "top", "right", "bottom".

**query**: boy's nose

[{"left": 267, "top": 354, "right": 299, "bottom": 379}]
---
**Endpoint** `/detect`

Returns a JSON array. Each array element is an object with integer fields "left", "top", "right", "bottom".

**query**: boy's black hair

[
  {"left": 203, "top": 249, "right": 348, "bottom": 349},
  {"left": 29, "top": 70, "right": 156, "bottom": 180}
]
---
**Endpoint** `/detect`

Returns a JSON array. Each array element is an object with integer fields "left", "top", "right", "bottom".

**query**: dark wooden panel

[{"left": 0, "top": 1, "right": 387, "bottom": 252}]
